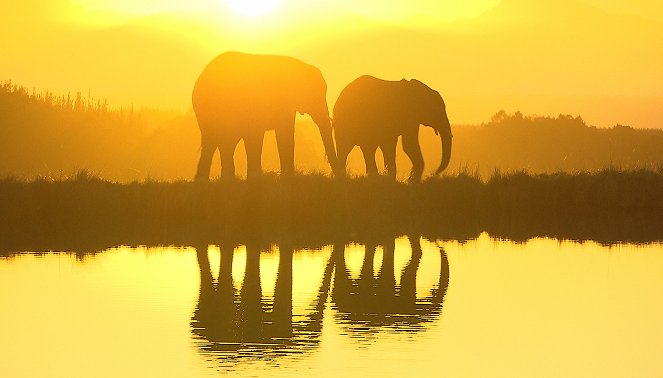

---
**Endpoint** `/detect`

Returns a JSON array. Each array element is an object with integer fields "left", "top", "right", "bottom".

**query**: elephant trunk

[
  {"left": 435, "top": 132, "right": 452, "bottom": 175},
  {"left": 313, "top": 115, "right": 340, "bottom": 176}
]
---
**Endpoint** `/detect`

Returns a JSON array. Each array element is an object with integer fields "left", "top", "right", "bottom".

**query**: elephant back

[{"left": 193, "top": 52, "right": 321, "bottom": 114}]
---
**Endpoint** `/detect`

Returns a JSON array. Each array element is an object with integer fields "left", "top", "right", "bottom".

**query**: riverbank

[{"left": 1, "top": 169, "right": 662, "bottom": 253}]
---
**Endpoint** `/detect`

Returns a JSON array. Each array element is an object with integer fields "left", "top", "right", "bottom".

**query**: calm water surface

[{"left": 1, "top": 234, "right": 662, "bottom": 377}]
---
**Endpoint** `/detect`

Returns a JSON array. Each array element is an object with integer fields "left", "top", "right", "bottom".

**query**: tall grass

[
  {"left": 1, "top": 169, "right": 661, "bottom": 254},
  {"left": 0, "top": 80, "right": 134, "bottom": 117}
]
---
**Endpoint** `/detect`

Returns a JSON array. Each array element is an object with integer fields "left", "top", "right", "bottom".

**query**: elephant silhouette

[
  {"left": 190, "top": 243, "right": 331, "bottom": 362},
  {"left": 191, "top": 237, "right": 448, "bottom": 364},
  {"left": 333, "top": 75, "right": 453, "bottom": 181},
  {"left": 330, "top": 236, "right": 449, "bottom": 331},
  {"left": 192, "top": 51, "right": 339, "bottom": 180}
]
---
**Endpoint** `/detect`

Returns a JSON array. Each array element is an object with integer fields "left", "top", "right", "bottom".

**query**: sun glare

[{"left": 225, "top": 0, "right": 281, "bottom": 18}]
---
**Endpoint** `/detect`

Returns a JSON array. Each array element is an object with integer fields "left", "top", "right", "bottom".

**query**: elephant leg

[
  {"left": 195, "top": 140, "right": 216, "bottom": 181},
  {"left": 219, "top": 139, "right": 238, "bottom": 180},
  {"left": 360, "top": 145, "right": 378, "bottom": 176},
  {"left": 398, "top": 237, "right": 422, "bottom": 314},
  {"left": 402, "top": 128, "right": 424, "bottom": 182},
  {"left": 381, "top": 138, "right": 398, "bottom": 180},
  {"left": 377, "top": 238, "right": 396, "bottom": 306},
  {"left": 275, "top": 125, "right": 295, "bottom": 177},
  {"left": 335, "top": 138, "right": 354, "bottom": 178},
  {"left": 244, "top": 133, "right": 264, "bottom": 180},
  {"left": 241, "top": 244, "right": 264, "bottom": 338}
]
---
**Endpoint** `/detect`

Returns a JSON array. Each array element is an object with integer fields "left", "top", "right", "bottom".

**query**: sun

[{"left": 225, "top": 0, "right": 281, "bottom": 18}]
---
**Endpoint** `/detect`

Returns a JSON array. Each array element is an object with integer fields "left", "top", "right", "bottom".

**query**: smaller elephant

[{"left": 333, "top": 75, "right": 452, "bottom": 181}]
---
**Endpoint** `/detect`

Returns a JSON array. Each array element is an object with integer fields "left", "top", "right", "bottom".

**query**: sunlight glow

[{"left": 225, "top": 0, "right": 281, "bottom": 18}]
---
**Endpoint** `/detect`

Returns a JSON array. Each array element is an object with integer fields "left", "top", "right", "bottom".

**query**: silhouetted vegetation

[
  {"left": 1, "top": 170, "right": 661, "bottom": 254},
  {"left": 2, "top": 82, "right": 663, "bottom": 181},
  {"left": 447, "top": 111, "right": 663, "bottom": 176},
  {"left": 0, "top": 81, "right": 197, "bottom": 181},
  {"left": 2, "top": 82, "right": 662, "bottom": 253}
]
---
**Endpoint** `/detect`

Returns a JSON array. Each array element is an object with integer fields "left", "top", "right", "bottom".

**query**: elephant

[
  {"left": 191, "top": 242, "right": 331, "bottom": 362},
  {"left": 190, "top": 237, "right": 448, "bottom": 362},
  {"left": 330, "top": 235, "right": 449, "bottom": 330},
  {"left": 333, "top": 75, "right": 453, "bottom": 181},
  {"left": 192, "top": 51, "right": 338, "bottom": 180}
]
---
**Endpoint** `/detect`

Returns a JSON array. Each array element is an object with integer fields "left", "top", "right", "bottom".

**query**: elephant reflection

[
  {"left": 190, "top": 243, "right": 331, "bottom": 358},
  {"left": 331, "top": 236, "right": 449, "bottom": 331},
  {"left": 191, "top": 236, "right": 449, "bottom": 362},
  {"left": 192, "top": 51, "right": 339, "bottom": 180},
  {"left": 333, "top": 75, "right": 453, "bottom": 181}
]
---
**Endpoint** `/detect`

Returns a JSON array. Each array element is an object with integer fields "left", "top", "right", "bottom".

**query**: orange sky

[{"left": 2, "top": 0, "right": 662, "bottom": 127}]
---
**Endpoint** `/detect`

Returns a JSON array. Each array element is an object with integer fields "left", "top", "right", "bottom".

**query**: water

[{"left": 1, "top": 234, "right": 662, "bottom": 377}]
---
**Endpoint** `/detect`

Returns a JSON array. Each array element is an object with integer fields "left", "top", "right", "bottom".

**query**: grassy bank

[{"left": 1, "top": 169, "right": 662, "bottom": 253}]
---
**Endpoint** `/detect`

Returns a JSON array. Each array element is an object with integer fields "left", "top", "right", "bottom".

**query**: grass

[{"left": 1, "top": 169, "right": 662, "bottom": 253}]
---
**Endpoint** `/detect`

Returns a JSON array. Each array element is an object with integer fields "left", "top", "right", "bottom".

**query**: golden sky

[{"left": 2, "top": 0, "right": 662, "bottom": 127}]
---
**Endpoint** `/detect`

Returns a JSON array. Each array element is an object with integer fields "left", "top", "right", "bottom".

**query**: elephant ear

[{"left": 404, "top": 79, "right": 434, "bottom": 117}]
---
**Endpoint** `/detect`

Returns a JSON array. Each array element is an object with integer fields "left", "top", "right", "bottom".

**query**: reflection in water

[
  {"left": 3, "top": 237, "right": 663, "bottom": 377},
  {"left": 191, "top": 243, "right": 330, "bottom": 362},
  {"left": 190, "top": 236, "right": 448, "bottom": 364},
  {"left": 331, "top": 236, "right": 449, "bottom": 333}
]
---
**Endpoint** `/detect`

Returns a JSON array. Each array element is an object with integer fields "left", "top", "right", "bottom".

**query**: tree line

[{"left": 1, "top": 82, "right": 662, "bottom": 181}]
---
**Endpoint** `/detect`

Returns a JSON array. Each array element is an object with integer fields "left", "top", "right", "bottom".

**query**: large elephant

[
  {"left": 191, "top": 242, "right": 330, "bottom": 362},
  {"left": 333, "top": 75, "right": 453, "bottom": 181},
  {"left": 192, "top": 51, "right": 338, "bottom": 180}
]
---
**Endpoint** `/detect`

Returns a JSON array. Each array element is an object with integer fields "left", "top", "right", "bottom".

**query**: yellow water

[{"left": 1, "top": 234, "right": 662, "bottom": 377}]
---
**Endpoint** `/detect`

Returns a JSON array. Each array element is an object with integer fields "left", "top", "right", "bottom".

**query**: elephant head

[
  {"left": 408, "top": 79, "right": 453, "bottom": 175},
  {"left": 292, "top": 67, "right": 339, "bottom": 175}
]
